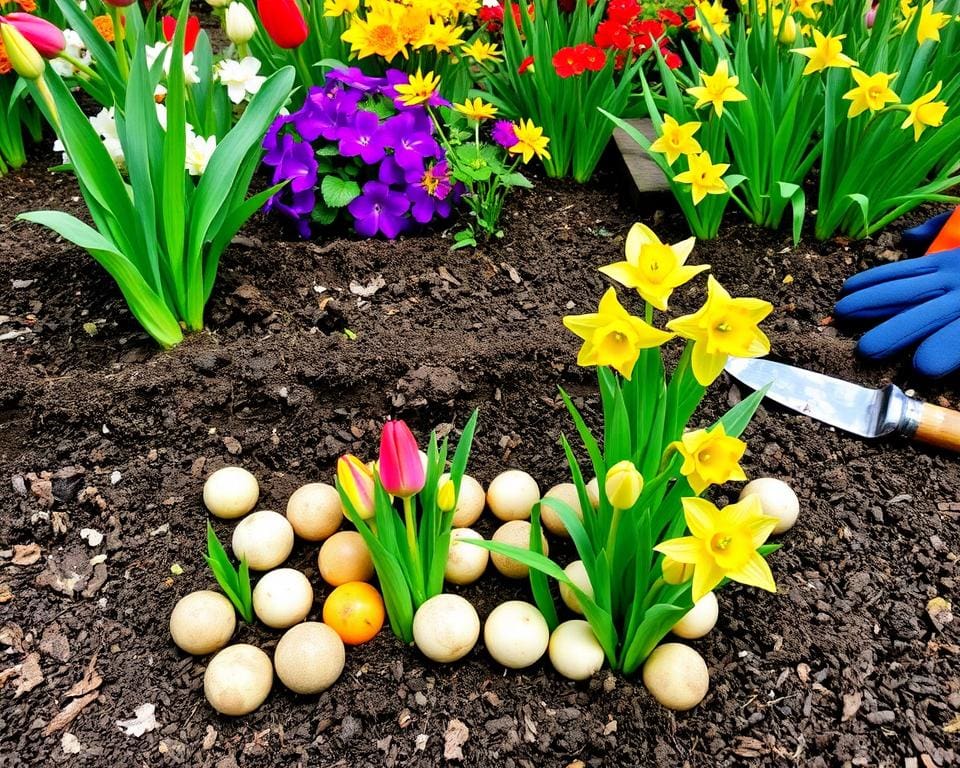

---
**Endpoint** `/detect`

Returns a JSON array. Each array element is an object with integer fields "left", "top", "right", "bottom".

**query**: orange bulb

[{"left": 322, "top": 582, "right": 385, "bottom": 645}]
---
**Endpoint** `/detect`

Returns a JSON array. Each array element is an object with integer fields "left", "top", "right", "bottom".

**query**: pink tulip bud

[
  {"left": 1, "top": 13, "right": 65, "bottom": 59},
  {"left": 378, "top": 420, "right": 425, "bottom": 498},
  {"left": 865, "top": 3, "right": 878, "bottom": 27},
  {"left": 337, "top": 455, "right": 376, "bottom": 520}
]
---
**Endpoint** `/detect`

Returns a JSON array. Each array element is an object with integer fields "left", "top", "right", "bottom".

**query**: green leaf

[
  {"left": 321, "top": 175, "right": 361, "bottom": 208},
  {"left": 204, "top": 522, "right": 252, "bottom": 623}
]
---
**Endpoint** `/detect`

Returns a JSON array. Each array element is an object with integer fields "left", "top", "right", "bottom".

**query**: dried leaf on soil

[
  {"left": 39, "top": 625, "right": 70, "bottom": 662},
  {"left": 944, "top": 714, "right": 960, "bottom": 734},
  {"left": 443, "top": 719, "right": 469, "bottom": 761},
  {"left": 842, "top": 691, "right": 863, "bottom": 722},
  {"left": 12, "top": 543, "right": 41, "bottom": 565},
  {"left": 13, "top": 653, "right": 44, "bottom": 698},
  {"left": 733, "top": 737, "right": 766, "bottom": 757},
  {"left": 66, "top": 654, "right": 102, "bottom": 698},
  {"left": 350, "top": 275, "right": 386, "bottom": 297},
  {"left": 116, "top": 703, "right": 158, "bottom": 737},
  {"left": 44, "top": 691, "right": 99, "bottom": 735},
  {"left": 0, "top": 623, "right": 25, "bottom": 653},
  {"left": 927, "top": 597, "right": 953, "bottom": 630}
]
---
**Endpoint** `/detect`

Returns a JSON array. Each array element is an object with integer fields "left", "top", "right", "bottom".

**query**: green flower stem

[
  {"left": 108, "top": 5, "right": 129, "bottom": 81},
  {"left": 605, "top": 507, "right": 623, "bottom": 566},
  {"left": 402, "top": 496, "right": 424, "bottom": 593},
  {"left": 57, "top": 53, "right": 100, "bottom": 82}
]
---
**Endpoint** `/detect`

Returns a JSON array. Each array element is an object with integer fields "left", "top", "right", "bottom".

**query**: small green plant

[{"left": 204, "top": 522, "right": 253, "bottom": 623}]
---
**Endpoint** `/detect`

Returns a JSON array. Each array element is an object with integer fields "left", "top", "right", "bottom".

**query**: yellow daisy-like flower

[
  {"left": 419, "top": 21, "right": 466, "bottom": 52},
  {"left": 669, "top": 424, "right": 748, "bottom": 495},
  {"left": 454, "top": 97, "right": 497, "bottom": 121},
  {"left": 341, "top": 9, "right": 408, "bottom": 60},
  {"left": 901, "top": 81, "right": 948, "bottom": 141},
  {"left": 394, "top": 69, "right": 441, "bottom": 107},
  {"left": 649, "top": 114, "right": 702, "bottom": 166},
  {"left": 599, "top": 223, "right": 707, "bottom": 311},
  {"left": 793, "top": 29, "right": 856, "bottom": 75},
  {"left": 508, "top": 118, "right": 551, "bottom": 163},
  {"left": 562, "top": 288, "right": 674, "bottom": 379},
  {"left": 654, "top": 495, "right": 778, "bottom": 602},
  {"left": 666, "top": 275, "right": 773, "bottom": 386},
  {"left": 673, "top": 151, "right": 730, "bottom": 206},
  {"left": 842, "top": 69, "right": 899, "bottom": 118},
  {"left": 459, "top": 39, "right": 502, "bottom": 63},
  {"left": 324, "top": 0, "right": 359, "bottom": 17},
  {"left": 686, "top": 60, "right": 747, "bottom": 118}
]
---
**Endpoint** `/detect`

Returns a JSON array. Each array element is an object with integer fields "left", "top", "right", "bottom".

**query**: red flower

[
  {"left": 663, "top": 49, "right": 682, "bottom": 69},
  {"left": 161, "top": 15, "right": 200, "bottom": 53},
  {"left": 478, "top": 5, "right": 504, "bottom": 33},
  {"left": 552, "top": 45, "right": 584, "bottom": 77},
  {"left": 518, "top": 54, "right": 534, "bottom": 74},
  {"left": 682, "top": 5, "right": 696, "bottom": 19},
  {"left": 606, "top": 0, "right": 641, "bottom": 24},
  {"left": 256, "top": 0, "right": 308, "bottom": 49},
  {"left": 575, "top": 42, "right": 606, "bottom": 72},
  {"left": 594, "top": 19, "right": 631, "bottom": 50},
  {"left": 657, "top": 8, "right": 683, "bottom": 27}
]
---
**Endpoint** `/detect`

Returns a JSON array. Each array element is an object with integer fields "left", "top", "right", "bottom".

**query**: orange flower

[
  {"left": 15, "top": 0, "right": 38, "bottom": 12},
  {"left": 93, "top": 14, "right": 115, "bottom": 43},
  {"left": 0, "top": 39, "right": 10, "bottom": 76}
]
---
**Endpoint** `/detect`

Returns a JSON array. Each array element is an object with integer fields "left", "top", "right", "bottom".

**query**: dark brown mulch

[{"left": 0, "top": 143, "right": 958, "bottom": 768}]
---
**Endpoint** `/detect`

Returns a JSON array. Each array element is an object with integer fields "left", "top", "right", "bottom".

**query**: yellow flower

[
  {"left": 394, "top": 69, "right": 441, "bottom": 107},
  {"left": 673, "top": 151, "right": 730, "bottom": 206},
  {"left": 901, "top": 0, "right": 951, "bottom": 44},
  {"left": 454, "top": 97, "right": 497, "bottom": 121},
  {"left": 843, "top": 69, "right": 899, "bottom": 118},
  {"left": 667, "top": 275, "right": 773, "bottom": 386},
  {"left": 670, "top": 424, "right": 748, "bottom": 494},
  {"left": 696, "top": 0, "right": 730, "bottom": 40},
  {"left": 324, "top": 0, "right": 359, "bottom": 16},
  {"left": 460, "top": 39, "right": 502, "bottom": 63},
  {"left": 793, "top": 30, "right": 856, "bottom": 75},
  {"left": 598, "top": 223, "right": 707, "bottom": 311},
  {"left": 508, "top": 118, "right": 551, "bottom": 163},
  {"left": 341, "top": 9, "right": 408, "bottom": 60},
  {"left": 771, "top": 9, "right": 798, "bottom": 44},
  {"left": 901, "top": 81, "right": 948, "bottom": 141},
  {"left": 419, "top": 21, "right": 465, "bottom": 52},
  {"left": 687, "top": 60, "right": 747, "bottom": 117},
  {"left": 438, "top": 479, "right": 457, "bottom": 513},
  {"left": 649, "top": 114, "right": 702, "bottom": 165},
  {"left": 605, "top": 460, "right": 644, "bottom": 510},
  {"left": 788, "top": 0, "right": 820, "bottom": 20},
  {"left": 661, "top": 556, "right": 695, "bottom": 585},
  {"left": 563, "top": 288, "right": 674, "bottom": 379},
  {"left": 654, "top": 495, "right": 778, "bottom": 602},
  {"left": 398, "top": 7, "right": 430, "bottom": 45}
]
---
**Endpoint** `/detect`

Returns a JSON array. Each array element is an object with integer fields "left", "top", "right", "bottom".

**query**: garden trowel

[{"left": 724, "top": 357, "right": 960, "bottom": 453}]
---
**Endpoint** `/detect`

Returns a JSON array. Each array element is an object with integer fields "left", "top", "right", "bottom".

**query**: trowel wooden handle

[{"left": 914, "top": 402, "right": 960, "bottom": 452}]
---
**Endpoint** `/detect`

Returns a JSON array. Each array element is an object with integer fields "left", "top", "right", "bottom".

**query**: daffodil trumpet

[
  {"left": 335, "top": 411, "right": 479, "bottom": 644},
  {"left": 467, "top": 224, "right": 778, "bottom": 675}
]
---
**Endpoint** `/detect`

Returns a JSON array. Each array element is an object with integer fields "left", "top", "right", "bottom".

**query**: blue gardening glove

[
  {"left": 835, "top": 247, "right": 960, "bottom": 378},
  {"left": 901, "top": 210, "right": 953, "bottom": 256}
]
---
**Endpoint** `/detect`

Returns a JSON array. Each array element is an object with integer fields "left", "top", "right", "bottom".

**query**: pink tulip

[
  {"left": 378, "top": 420, "right": 425, "bottom": 498},
  {"left": 865, "top": 2, "right": 878, "bottom": 27},
  {"left": 1, "top": 13, "right": 65, "bottom": 59},
  {"left": 337, "top": 455, "right": 376, "bottom": 520}
]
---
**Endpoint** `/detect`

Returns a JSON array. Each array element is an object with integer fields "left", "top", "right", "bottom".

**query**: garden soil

[{"left": 0, "top": 145, "right": 958, "bottom": 768}]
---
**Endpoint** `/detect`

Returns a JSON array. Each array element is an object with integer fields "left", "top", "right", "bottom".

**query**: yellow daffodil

[
  {"left": 508, "top": 119, "right": 551, "bottom": 163},
  {"left": 687, "top": 60, "right": 747, "bottom": 117},
  {"left": 341, "top": 8, "right": 408, "bottom": 60},
  {"left": 843, "top": 69, "right": 899, "bottom": 118},
  {"left": 599, "top": 223, "right": 707, "bottom": 311},
  {"left": 696, "top": 0, "right": 730, "bottom": 40},
  {"left": 788, "top": 0, "right": 820, "bottom": 20},
  {"left": 605, "top": 460, "right": 644, "bottom": 510},
  {"left": 654, "top": 495, "right": 778, "bottom": 602},
  {"left": 563, "top": 288, "right": 674, "bottom": 379},
  {"left": 394, "top": 69, "right": 441, "bottom": 107},
  {"left": 454, "top": 97, "right": 497, "bottom": 121},
  {"left": 771, "top": 9, "right": 798, "bottom": 45},
  {"left": 649, "top": 114, "right": 703, "bottom": 166},
  {"left": 437, "top": 479, "right": 457, "bottom": 513},
  {"left": 793, "top": 30, "right": 856, "bottom": 75},
  {"left": 460, "top": 39, "right": 502, "bottom": 63},
  {"left": 901, "top": 0, "right": 951, "bottom": 44},
  {"left": 673, "top": 151, "right": 730, "bottom": 205},
  {"left": 901, "top": 81, "right": 948, "bottom": 141},
  {"left": 324, "top": 0, "right": 359, "bottom": 16},
  {"left": 670, "top": 424, "right": 748, "bottom": 494},
  {"left": 661, "top": 556, "right": 695, "bottom": 585},
  {"left": 667, "top": 275, "right": 773, "bottom": 385}
]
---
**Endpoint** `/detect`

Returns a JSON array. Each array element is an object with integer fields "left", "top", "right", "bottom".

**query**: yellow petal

[
  {"left": 681, "top": 497, "right": 717, "bottom": 539},
  {"left": 690, "top": 340, "right": 728, "bottom": 386},
  {"left": 654, "top": 536, "right": 704, "bottom": 563},
  {"left": 726, "top": 551, "right": 777, "bottom": 593},
  {"left": 691, "top": 560, "right": 726, "bottom": 603}
]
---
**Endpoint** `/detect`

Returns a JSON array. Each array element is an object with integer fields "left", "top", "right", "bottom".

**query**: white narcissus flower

[
  {"left": 145, "top": 42, "right": 201, "bottom": 85},
  {"left": 51, "top": 29, "right": 91, "bottom": 77},
  {"left": 185, "top": 133, "right": 217, "bottom": 176},
  {"left": 215, "top": 57, "right": 266, "bottom": 105}
]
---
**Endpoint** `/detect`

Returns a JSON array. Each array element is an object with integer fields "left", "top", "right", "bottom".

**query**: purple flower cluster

[{"left": 262, "top": 67, "right": 462, "bottom": 239}]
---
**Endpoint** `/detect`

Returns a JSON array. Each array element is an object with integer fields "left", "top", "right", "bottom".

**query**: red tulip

[
  {"left": 1, "top": 13, "right": 65, "bottom": 58},
  {"left": 162, "top": 15, "right": 201, "bottom": 53},
  {"left": 256, "top": 0, "right": 308, "bottom": 49},
  {"left": 378, "top": 420, "right": 424, "bottom": 498}
]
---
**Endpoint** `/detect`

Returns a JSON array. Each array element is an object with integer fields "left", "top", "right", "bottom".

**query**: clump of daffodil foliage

[{"left": 473, "top": 223, "right": 780, "bottom": 675}]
